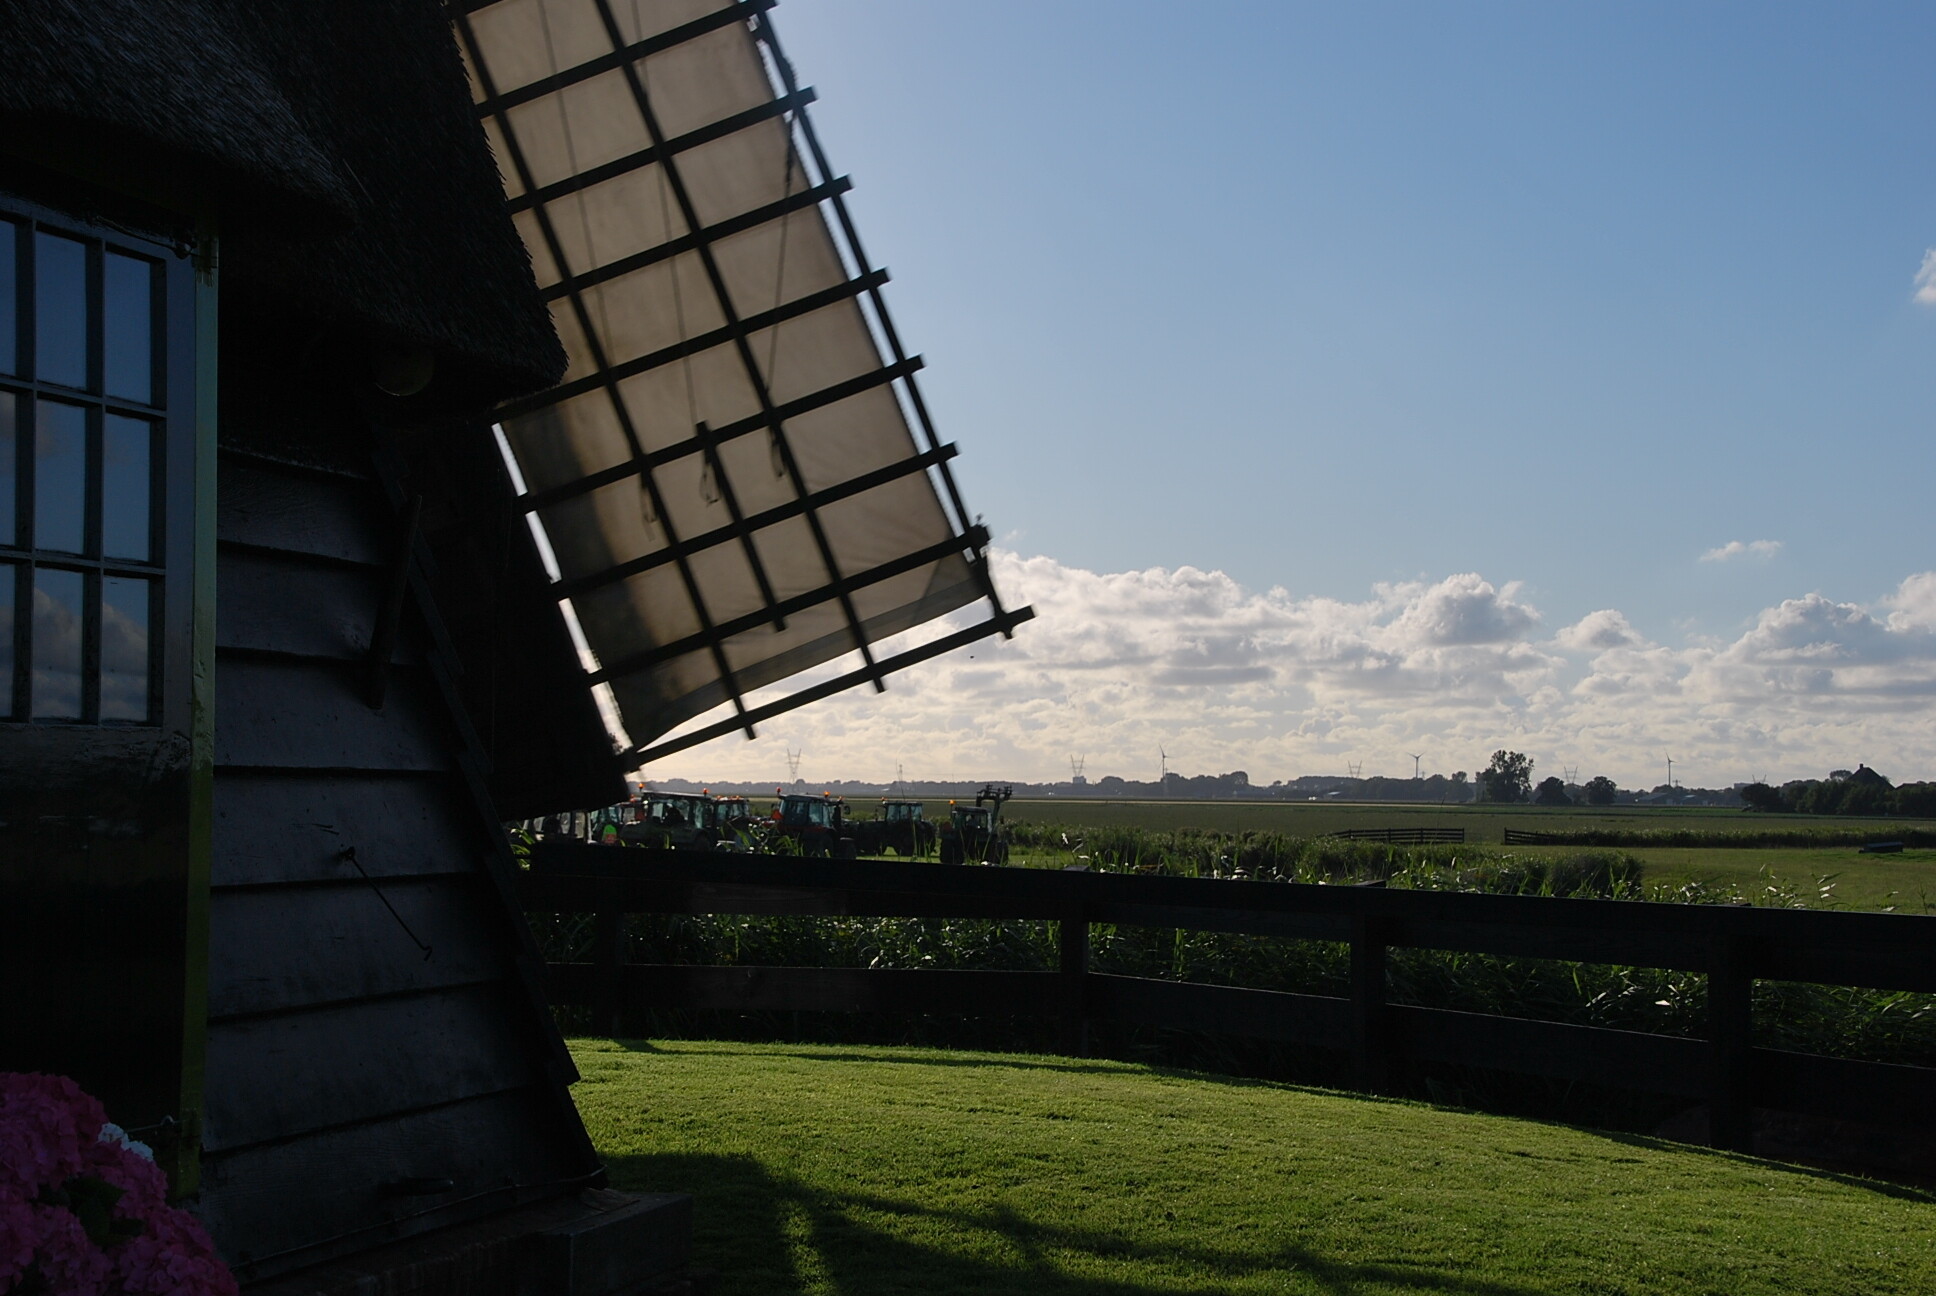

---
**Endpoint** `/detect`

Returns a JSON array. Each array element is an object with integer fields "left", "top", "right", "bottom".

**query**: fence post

[
  {"left": 593, "top": 903, "right": 623, "bottom": 1037},
  {"left": 1707, "top": 932, "right": 1754, "bottom": 1153},
  {"left": 1059, "top": 909, "right": 1090, "bottom": 1058},
  {"left": 1350, "top": 914, "right": 1390, "bottom": 1093}
]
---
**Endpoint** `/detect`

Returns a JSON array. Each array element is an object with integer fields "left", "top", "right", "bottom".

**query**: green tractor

[
  {"left": 595, "top": 791, "right": 742, "bottom": 850},
  {"left": 938, "top": 784, "right": 1012, "bottom": 865},
  {"left": 854, "top": 799, "right": 937, "bottom": 858}
]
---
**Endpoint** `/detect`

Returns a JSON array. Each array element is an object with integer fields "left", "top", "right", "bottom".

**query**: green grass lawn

[{"left": 574, "top": 1038, "right": 1936, "bottom": 1296}]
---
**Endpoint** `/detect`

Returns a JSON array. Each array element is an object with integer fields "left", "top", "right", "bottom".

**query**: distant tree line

[{"left": 1736, "top": 766, "right": 1936, "bottom": 818}]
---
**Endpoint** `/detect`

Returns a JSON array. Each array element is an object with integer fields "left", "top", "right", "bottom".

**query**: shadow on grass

[{"left": 607, "top": 1150, "right": 1559, "bottom": 1296}]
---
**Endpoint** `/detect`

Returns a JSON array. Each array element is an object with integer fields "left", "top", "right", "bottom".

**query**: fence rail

[
  {"left": 1325, "top": 827, "right": 1465, "bottom": 844},
  {"left": 518, "top": 843, "right": 1936, "bottom": 1153}
]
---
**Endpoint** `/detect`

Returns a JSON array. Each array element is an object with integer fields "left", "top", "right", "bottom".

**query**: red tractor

[{"left": 767, "top": 791, "right": 860, "bottom": 858}]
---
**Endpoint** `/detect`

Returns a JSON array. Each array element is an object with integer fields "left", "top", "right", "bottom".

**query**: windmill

[
  {"left": 466, "top": 0, "right": 1034, "bottom": 767},
  {"left": 1409, "top": 754, "right": 1423, "bottom": 780},
  {"left": 1665, "top": 755, "right": 1675, "bottom": 789},
  {"left": 1159, "top": 746, "right": 1169, "bottom": 783}
]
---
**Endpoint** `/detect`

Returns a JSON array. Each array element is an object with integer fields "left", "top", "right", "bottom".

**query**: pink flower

[
  {"left": 0, "top": 1073, "right": 238, "bottom": 1295},
  {"left": 111, "top": 1207, "right": 238, "bottom": 1296},
  {"left": 84, "top": 1137, "right": 170, "bottom": 1218},
  {"left": 0, "top": 1191, "right": 38, "bottom": 1289},
  {"left": 0, "top": 1072, "right": 105, "bottom": 1196},
  {"left": 27, "top": 1199, "right": 112, "bottom": 1296}
]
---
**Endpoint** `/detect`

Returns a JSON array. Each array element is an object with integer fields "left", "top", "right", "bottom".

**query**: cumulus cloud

[
  {"left": 1700, "top": 539, "right": 1782, "bottom": 563},
  {"left": 652, "top": 556, "right": 1936, "bottom": 790},
  {"left": 1916, "top": 248, "right": 1936, "bottom": 305},
  {"left": 1555, "top": 609, "right": 1641, "bottom": 653}
]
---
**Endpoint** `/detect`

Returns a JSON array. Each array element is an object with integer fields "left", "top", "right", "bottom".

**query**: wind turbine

[
  {"left": 1159, "top": 746, "right": 1169, "bottom": 783},
  {"left": 1409, "top": 754, "right": 1423, "bottom": 780}
]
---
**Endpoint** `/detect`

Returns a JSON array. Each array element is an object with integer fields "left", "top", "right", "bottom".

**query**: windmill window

[{"left": 0, "top": 206, "right": 171, "bottom": 726}]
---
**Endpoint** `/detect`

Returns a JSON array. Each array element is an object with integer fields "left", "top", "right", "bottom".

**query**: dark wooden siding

[{"left": 199, "top": 420, "right": 597, "bottom": 1281}]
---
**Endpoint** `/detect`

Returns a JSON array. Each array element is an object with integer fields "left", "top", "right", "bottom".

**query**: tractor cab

[
  {"left": 771, "top": 792, "right": 858, "bottom": 857},
  {"left": 938, "top": 784, "right": 1013, "bottom": 865},
  {"left": 630, "top": 791, "right": 722, "bottom": 848},
  {"left": 853, "top": 799, "right": 935, "bottom": 857}
]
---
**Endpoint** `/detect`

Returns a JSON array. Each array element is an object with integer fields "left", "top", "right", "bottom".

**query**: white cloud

[
  {"left": 1700, "top": 539, "right": 1782, "bottom": 563},
  {"left": 1916, "top": 248, "right": 1936, "bottom": 305},
  {"left": 1555, "top": 609, "right": 1640, "bottom": 653},
  {"left": 650, "top": 556, "right": 1936, "bottom": 790}
]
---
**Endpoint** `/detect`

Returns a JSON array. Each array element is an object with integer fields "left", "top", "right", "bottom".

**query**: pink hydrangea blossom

[
  {"left": 83, "top": 1137, "right": 170, "bottom": 1219},
  {"left": 111, "top": 1207, "right": 237, "bottom": 1296},
  {"left": 25, "top": 1200, "right": 113, "bottom": 1296},
  {"left": 0, "top": 1072, "right": 105, "bottom": 1197},
  {"left": 0, "top": 1191, "right": 38, "bottom": 1289},
  {"left": 0, "top": 1073, "right": 238, "bottom": 1296}
]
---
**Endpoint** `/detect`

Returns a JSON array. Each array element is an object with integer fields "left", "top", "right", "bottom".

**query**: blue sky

[{"left": 650, "top": 2, "right": 1936, "bottom": 789}]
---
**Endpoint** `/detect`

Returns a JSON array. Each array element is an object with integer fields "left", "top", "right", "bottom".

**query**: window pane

[
  {"left": 103, "top": 415, "right": 151, "bottom": 561},
  {"left": 104, "top": 253, "right": 152, "bottom": 403},
  {"left": 32, "top": 566, "right": 82, "bottom": 719},
  {"left": 0, "top": 563, "right": 13, "bottom": 718},
  {"left": 35, "top": 232, "right": 87, "bottom": 389},
  {"left": 101, "top": 576, "right": 149, "bottom": 722},
  {"left": 0, "top": 390, "right": 14, "bottom": 545},
  {"left": 35, "top": 400, "right": 86, "bottom": 553},
  {"left": 0, "top": 220, "right": 15, "bottom": 376}
]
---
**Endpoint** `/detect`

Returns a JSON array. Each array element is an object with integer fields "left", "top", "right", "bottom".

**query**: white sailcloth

[{"left": 455, "top": 0, "right": 1023, "bottom": 759}]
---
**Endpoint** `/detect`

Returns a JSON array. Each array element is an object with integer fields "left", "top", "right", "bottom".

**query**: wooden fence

[
  {"left": 517, "top": 843, "right": 1936, "bottom": 1153},
  {"left": 1325, "top": 827, "right": 1465, "bottom": 845}
]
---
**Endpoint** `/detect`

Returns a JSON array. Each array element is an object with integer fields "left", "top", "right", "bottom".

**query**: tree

[
  {"left": 1737, "top": 782, "right": 1785, "bottom": 813},
  {"left": 1532, "top": 776, "right": 1571, "bottom": 806},
  {"left": 1581, "top": 775, "right": 1617, "bottom": 806},
  {"left": 1478, "top": 750, "right": 1533, "bottom": 804},
  {"left": 1894, "top": 782, "right": 1936, "bottom": 817}
]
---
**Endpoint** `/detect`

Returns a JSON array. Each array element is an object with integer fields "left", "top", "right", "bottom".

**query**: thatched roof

[{"left": 0, "top": 0, "right": 565, "bottom": 408}]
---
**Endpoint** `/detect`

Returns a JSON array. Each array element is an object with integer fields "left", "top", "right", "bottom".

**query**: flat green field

[
  {"left": 1626, "top": 846, "right": 1936, "bottom": 913},
  {"left": 918, "top": 799, "right": 1936, "bottom": 913},
  {"left": 577, "top": 1038, "right": 1936, "bottom": 1296},
  {"left": 997, "top": 797, "right": 1913, "bottom": 841}
]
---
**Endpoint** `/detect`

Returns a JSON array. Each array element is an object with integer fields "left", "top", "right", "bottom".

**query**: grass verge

[{"left": 574, "top": 1038, "right": 1936, "bottom": 1296}]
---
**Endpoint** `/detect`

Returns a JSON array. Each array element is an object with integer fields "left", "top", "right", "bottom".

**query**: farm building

[{"left": 0, "top": 0, "right": 1022, "bottom": 1289}]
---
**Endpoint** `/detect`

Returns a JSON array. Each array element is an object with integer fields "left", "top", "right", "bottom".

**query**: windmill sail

[{"left": 453, "top": 0, "right": 1030, "bottom": 763}]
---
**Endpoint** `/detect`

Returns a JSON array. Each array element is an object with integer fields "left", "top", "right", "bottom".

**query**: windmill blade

[{"left": 454, "top": 0, "right": 1030, "bottom": 764}]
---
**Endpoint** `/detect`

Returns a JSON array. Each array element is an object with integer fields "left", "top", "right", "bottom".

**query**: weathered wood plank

[
  {"left": 216, "top": 549, "right": 421, "bottom": 664},
  {"left": 217, "top": 457, "right": 391, "bottom": 567},
  {"left": 516, "top": 850, "right": 1936, "bottom": 992},
  {"left": 1088, "top": 974, "right": 1349, "bottom": 1046},
  {"left": 201, "top": 984, "right": 535, "bottom": 1152},
  {"left": 212, "top": 771, "right": 482, "bottom": 887},
  {"left": 214, "top": 658, "right": 450, "bottom": 772},
  {"left": 1754, "top": 1048, "right": 1936, "bottom": 1129},
  {"left": 1391, "top": 1005, "right": 1707, "bottom": 1098},
  {"left": 206, "top": 879, "right": 504, "bottom": 1017},
  {"left": 546, "top": 962, "right": 1058, "bottom": 1016},
  {"left": 197, "top": 1086, "right": 586, "bottom": 1283}
]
